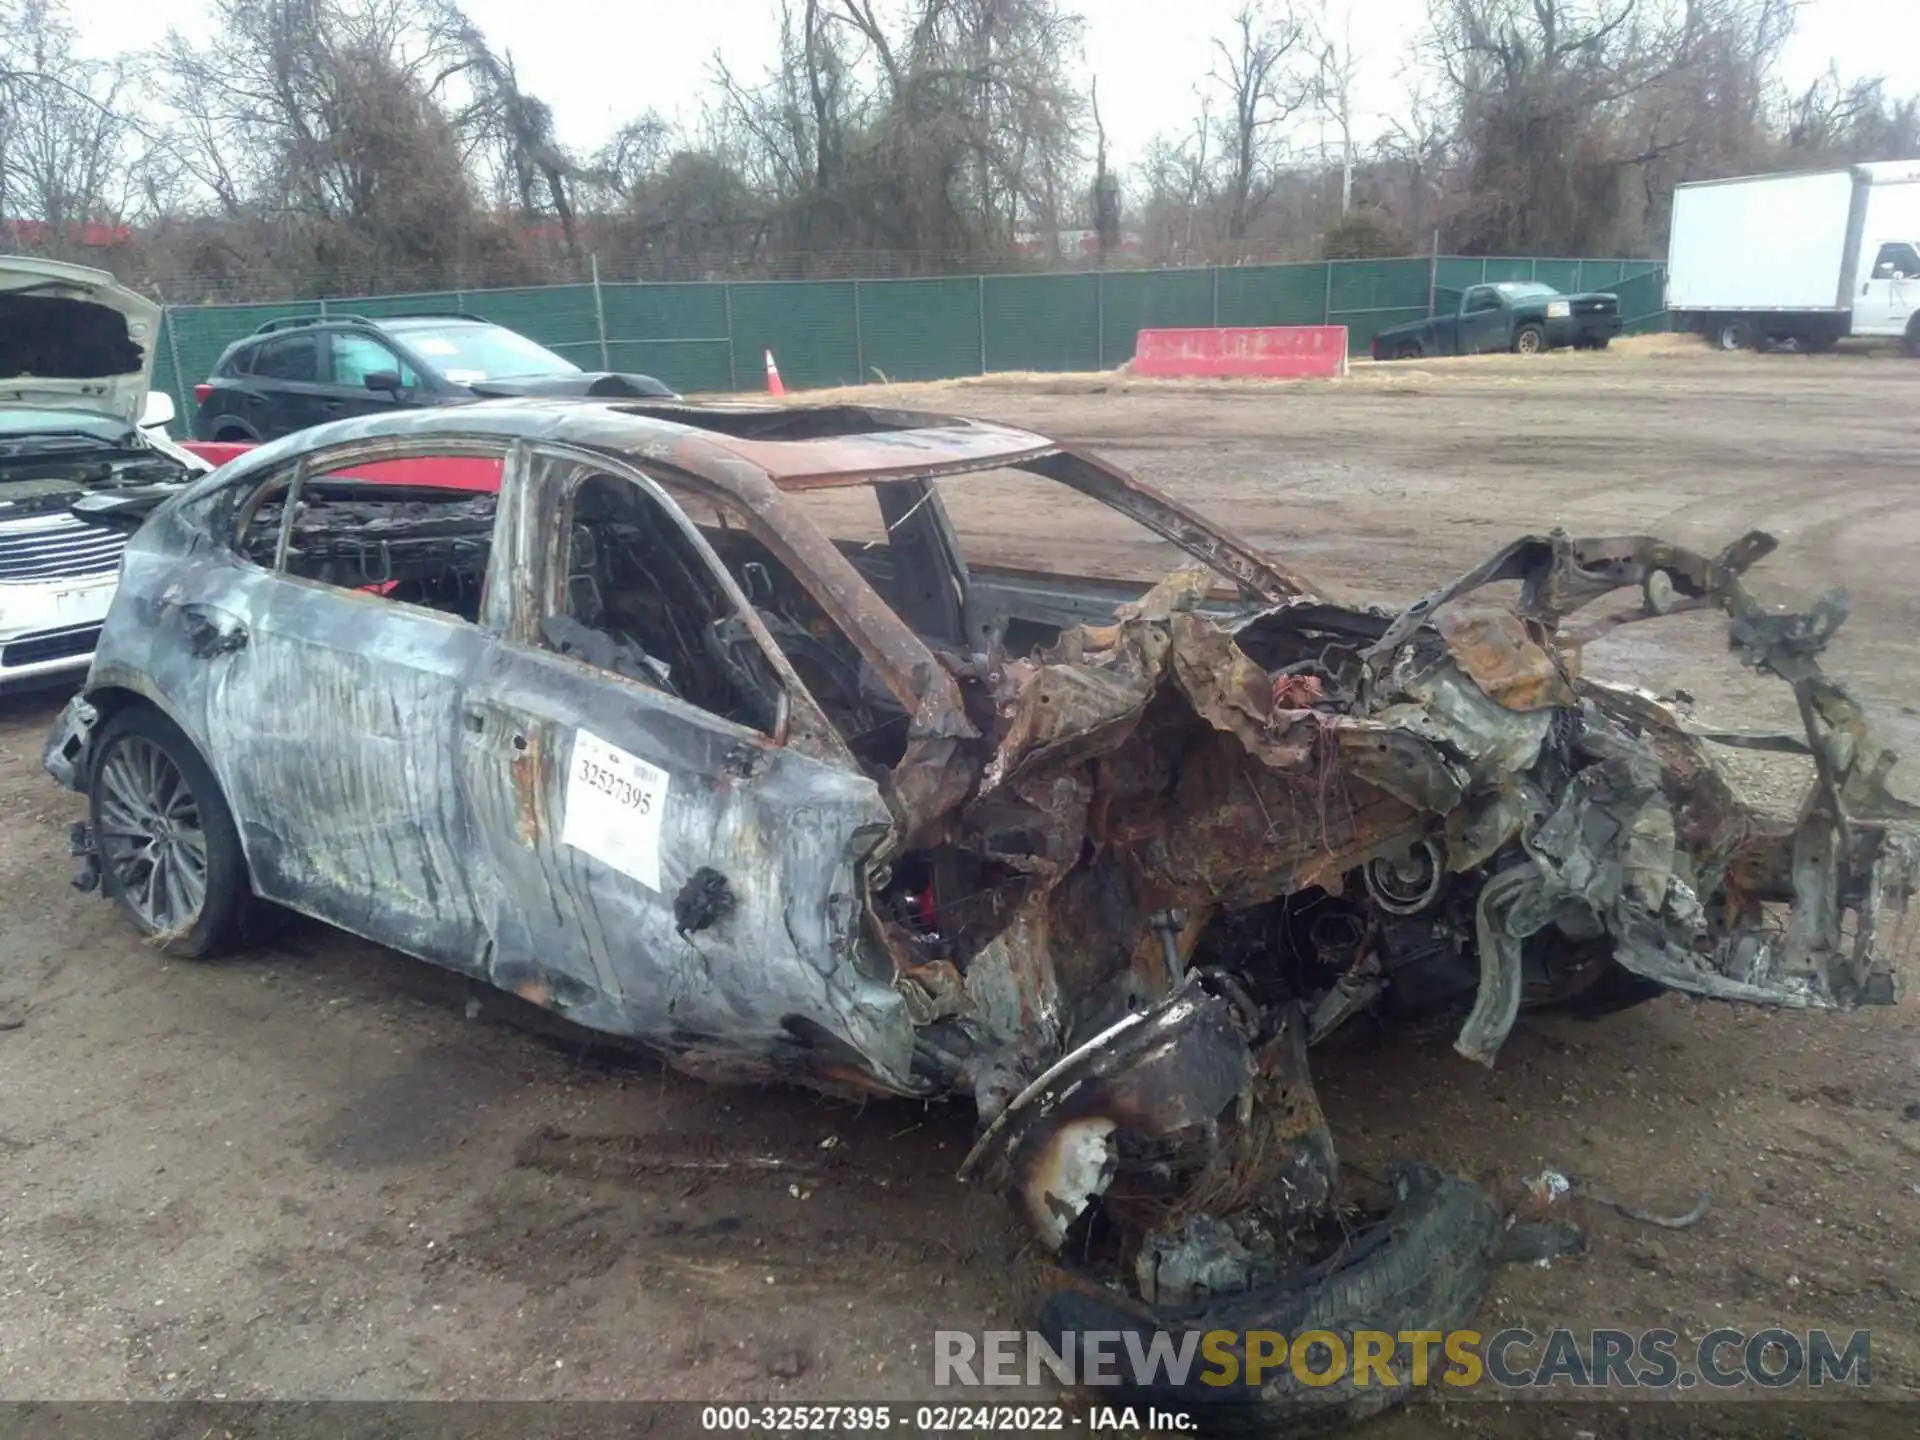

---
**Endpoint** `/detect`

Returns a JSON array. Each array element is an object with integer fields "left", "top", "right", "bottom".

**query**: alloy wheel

[{"left": 95, "top": 736, "right": 209, "bottom": 935}]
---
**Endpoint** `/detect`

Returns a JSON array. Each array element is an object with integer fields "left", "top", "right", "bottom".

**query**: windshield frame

[
  {"left": 1493, "top": 281, "right": 1562, "bottom": 300},
  {"left": 381, "top": 321, "right": 583, "bottom": 383}
]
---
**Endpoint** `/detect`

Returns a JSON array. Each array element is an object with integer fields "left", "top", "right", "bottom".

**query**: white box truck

[{"left": 1666, "top": 160, "right": 1920, "bottom": 353}]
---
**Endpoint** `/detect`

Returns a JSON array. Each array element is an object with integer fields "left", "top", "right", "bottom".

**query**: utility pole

[{"left": 1316, "top": 3, "right": 1356, "bottom": 217}]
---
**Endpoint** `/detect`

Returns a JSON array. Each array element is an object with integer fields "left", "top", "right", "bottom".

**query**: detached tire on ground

[
  {"left": 88, "top": 704, "right": 250, "bottom": 958},
  {"left": 1035, "top": 1162, "right": 1503, "bottom": 1436},
  {"left": 1512, "top": 324, "right": 1545, "bottom": 355}
]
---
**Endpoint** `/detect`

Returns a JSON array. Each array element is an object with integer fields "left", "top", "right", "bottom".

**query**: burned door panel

[
  {"left": 457, "top": 631, "right": 917, "bottom": 1090},
  {"left": 456, "top": 449, "right": 921, "bottom": 1090},
  {"left": 199, "top": 566, "right": 493, "bottom": 963},
  {"left": 151, "top": 466, "right": 507, "bottom": 965}
]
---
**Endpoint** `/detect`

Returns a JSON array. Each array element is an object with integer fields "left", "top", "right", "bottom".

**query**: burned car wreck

[{"left": 44, "top": 398, "right": 1916, "bottom": 1426}]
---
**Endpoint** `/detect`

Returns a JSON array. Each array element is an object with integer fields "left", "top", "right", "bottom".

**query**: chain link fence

[{"left": 152, "top": 255, "right": 1669, "bottom": 414}]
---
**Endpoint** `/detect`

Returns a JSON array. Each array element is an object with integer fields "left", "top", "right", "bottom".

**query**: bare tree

[
  {"left": 7, "top": 0, "right": 1915, "bottom": 294},
  {"left": 575, "top": 111, "right": 673, "bottom": 211},
  {"left": 438, "top": 9, "right": 588, "bottom": 256},
  {"left": 0, "top": 0, "right": 141, "bottom": 235},
  {"left": 1427, "top": 0, "right": 1682, "bottom": 251},
  {"left": 1211, "top": 1, "right": 1312, "bottom": 243},
  {"left": 708, "top": 0, "right": 1085, "bottom": 268},
  {"left": 1609, "top": 0, "right": 1794, "bottom": 244},
  {"left": 1425, "top": 0, "right": 1834, "bottom": 252},
  {"left": 1089, "top": 78, "right": 1120, "bottom": 261},
  {"left": 1133, "top": 98, "right": 1215, "bottom": 265},
  {"left": 151, "top": 0, "right": 482, "bottom": 289},
  {"left": 1786, "top": 67, "right": 1920, "bottom": 163},
  {"left": 712, "top": 0, "right": 862, "bottom": 212},
  {"left": 1309, "top": 0, "right": 1359, "bottom": 215},
  {"left": 1370, "top": 62, "right": 1455, "bottom": 242}
]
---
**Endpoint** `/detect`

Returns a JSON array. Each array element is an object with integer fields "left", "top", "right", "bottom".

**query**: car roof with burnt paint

[{"left": 192, "top": 395, "right": 1062, "bottom": 494}]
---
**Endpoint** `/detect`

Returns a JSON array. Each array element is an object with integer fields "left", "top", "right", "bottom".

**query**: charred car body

[{"left": 43, "top": 399, "right": 1916, "bottom": 1425}]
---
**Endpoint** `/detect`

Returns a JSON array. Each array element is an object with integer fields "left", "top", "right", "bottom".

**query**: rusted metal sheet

[
  {"left": 1435, "top": 607, "right": 1578, "bottom": 712},
  {"left": 509, "top": 727, "right": 543, "bottom": 845}
]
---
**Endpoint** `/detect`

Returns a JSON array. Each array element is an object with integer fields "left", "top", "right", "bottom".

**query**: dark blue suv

[{"left": 192, "top": 312, "right": 676, "bottom": 442}]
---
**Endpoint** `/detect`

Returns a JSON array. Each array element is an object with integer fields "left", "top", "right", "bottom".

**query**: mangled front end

[{"left": 901, "top": 528, "right": 1915, "bottom": 1415}]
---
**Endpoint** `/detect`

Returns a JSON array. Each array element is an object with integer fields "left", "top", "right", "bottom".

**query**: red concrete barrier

[{"left": 1131, "top": 325, "right": 1349, "bottom": 379}]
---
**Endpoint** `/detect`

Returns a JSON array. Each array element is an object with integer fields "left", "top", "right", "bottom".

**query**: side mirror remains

[{"left": 139, "top": 391, "right": 176, "bottom": 429}]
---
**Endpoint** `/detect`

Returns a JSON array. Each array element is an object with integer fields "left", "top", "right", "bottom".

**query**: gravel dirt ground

[{"left": 3, "top": 341, "right": 1919, "bottom": 1434}]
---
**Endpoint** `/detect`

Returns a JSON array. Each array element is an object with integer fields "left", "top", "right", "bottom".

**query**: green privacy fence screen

[{"left": 150, "top": 255, "right": 1668, "bottom": 417}]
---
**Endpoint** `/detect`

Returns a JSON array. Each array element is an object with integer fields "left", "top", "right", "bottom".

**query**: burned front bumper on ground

[{"left": 43, "top": 695, "right": 95, "bottom": 794}]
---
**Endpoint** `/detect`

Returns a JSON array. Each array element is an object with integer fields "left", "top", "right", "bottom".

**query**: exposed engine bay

[
  {"left": 900, "top": 528, "right": 1918, "bottom": 1423},
  {"left": 0, "top": 433, "right": 195, "bottom": 520},
  {"left": 854, "top": 528, "right": 1913, "bottom": 1419}
]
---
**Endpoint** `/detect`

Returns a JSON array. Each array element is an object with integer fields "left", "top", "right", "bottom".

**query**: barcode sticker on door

[{"left": 560, "top": 729, "right": 670, "bottom": 892}]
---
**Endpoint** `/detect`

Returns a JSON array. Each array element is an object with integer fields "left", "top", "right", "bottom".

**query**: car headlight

[{"left": 1546, "top": 300, "right": 1571, "bottom": 318}]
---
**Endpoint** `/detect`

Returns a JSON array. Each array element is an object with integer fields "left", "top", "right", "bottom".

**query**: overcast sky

[{"left": 64, "top": 0, "right": 1919, "bottom": 170}]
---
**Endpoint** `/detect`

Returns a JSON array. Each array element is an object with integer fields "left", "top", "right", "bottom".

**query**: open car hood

[{"left": 0, "top": 255, "right": 162, "bottom": 426}]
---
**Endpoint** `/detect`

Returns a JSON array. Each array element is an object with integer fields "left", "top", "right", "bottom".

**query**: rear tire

[
  {"left": 1513, "top": 324, "right": 1545, "bottom": 355},
  {"left": 1904, "top": 318, "right": 1920, "bottom": 358},
  {"left": 88, "top": 705, "right": 249, "bottom": 958},
  {"left": 1715, "top": 319, "right": 1751, "bottom": 351},
  {"left": 1397, "top": 340, "right": 1423, "bottom": 360}
]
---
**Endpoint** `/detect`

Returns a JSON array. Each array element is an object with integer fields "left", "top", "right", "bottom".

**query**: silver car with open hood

[{"left": 1, "top": 256, "right": 208, "bottom": 688}]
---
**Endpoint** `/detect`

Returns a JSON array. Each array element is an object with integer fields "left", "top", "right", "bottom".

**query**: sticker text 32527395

[{"left": 559, "top": 728, "right": 671, "bottom": 891}]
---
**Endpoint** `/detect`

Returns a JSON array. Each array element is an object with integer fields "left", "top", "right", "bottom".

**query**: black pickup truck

[{"left": 1370, "top": 281, "right": 1621, "bottom": 360}]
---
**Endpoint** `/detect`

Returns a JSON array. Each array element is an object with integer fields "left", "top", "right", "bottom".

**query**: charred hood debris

[
  {"left": 936, "top": 522, "right": 1914, "bottom": 1427},
  {"left": 40, "top": 400, "right": 1918, "bottom": 1428}
]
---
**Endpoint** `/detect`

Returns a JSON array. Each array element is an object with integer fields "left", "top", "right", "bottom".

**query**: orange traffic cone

[{"left": 764, "top": 349, "right": 786, "bottom": 397}]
